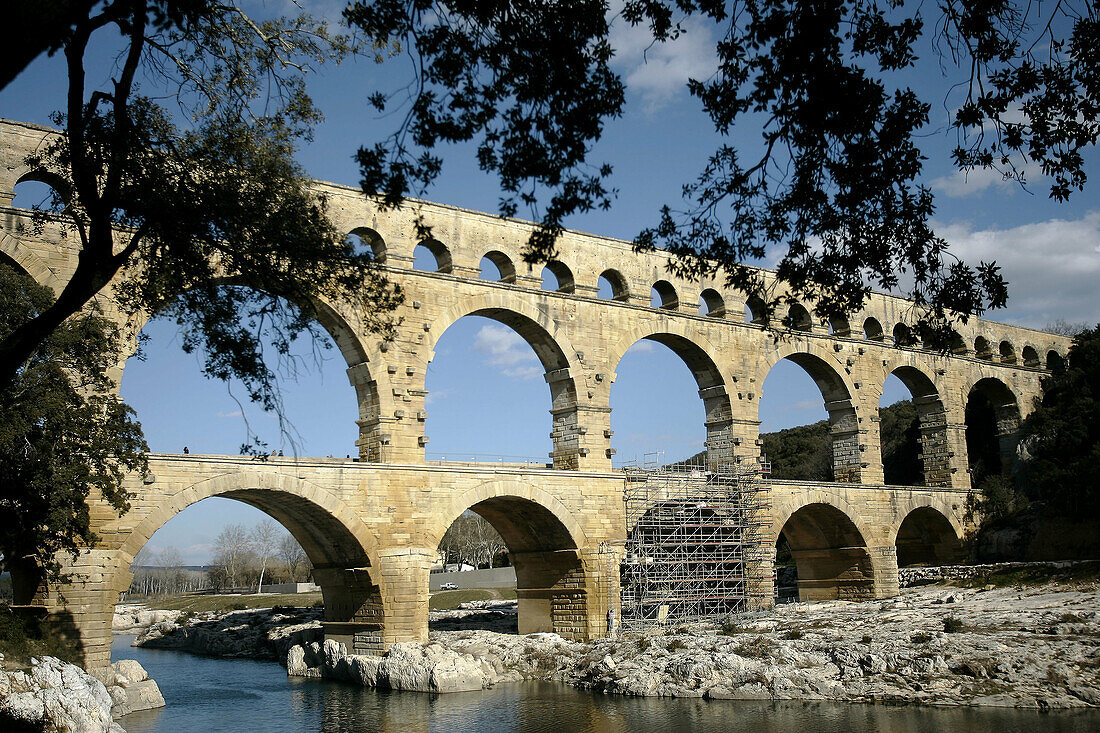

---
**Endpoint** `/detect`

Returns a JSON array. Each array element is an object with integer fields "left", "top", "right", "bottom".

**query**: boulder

[
  {"left": 106, "top": 659, "right": 165, "bottom": 718},
  {"left": 0, "top": 656, "right": 123, "bottom": 732}
]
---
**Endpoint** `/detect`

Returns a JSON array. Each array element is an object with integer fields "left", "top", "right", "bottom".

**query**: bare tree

[
  {"left": 1045, "top": 320, "right": 1090, "bottom": 337},
  {"left": 251, "top": 519, "right": 280, "bottom": 593},
  {"left": 277, "top": 533, "right": 309, "bottom": 583},
  {"left": 439, "top": 512, "right": 507, "bottom": 569},
  {"left": 212, "top": 524, "right": 253, "bottom": 590}
]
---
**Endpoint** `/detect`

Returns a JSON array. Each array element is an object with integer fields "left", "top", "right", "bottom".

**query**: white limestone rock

[
  {"left": 0, "top": 656, "right": 123, "bottom": 732},
  {"left": 106, "top": 659, "right": 165, "bottom": 718}
]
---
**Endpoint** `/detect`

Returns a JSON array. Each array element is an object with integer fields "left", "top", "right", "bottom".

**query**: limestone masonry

[{"left": 0, "top": 118, "right": 1071, "bottom": 675}]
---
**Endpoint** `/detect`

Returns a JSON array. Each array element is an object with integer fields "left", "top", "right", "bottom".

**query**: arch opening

[
  {"left": 12, "top": 173, "right": 70, "bottom": 213},
  {"left": 999, "top": 340, "right": 1016, "bottom": 364},
  {"left": 760, "top": 353, "right": 859, "bottom": 482},
  {"left": 863, "top": 317, "right": 884, "bottom": 341},
  {"left": 651, "top": 280, "right": 679, "bottom": 310},
  {"left": 786, "top": 303, "right": 812, "bottom": 331},
  {"left": 413, "top": 240, "right": 453, "bottom": 273},
  {"left": 880, "top": 366, "right": 949, "bottom": 487},
  {"left": 112, "top": 480, "right": 381, "bottom": 667},
  {"left": 1046, "top": 350, "right": 1065, "bottom": 372},
  {"left": 425, "top": 311, "right": 577, "bottom": 468},
  {"left": 698, "top": 288, "right": 726, "bottom": 318},
  {"left": 435, "top": 495, "right": 585, "bottom": 638},
  {"left": 541, "top": 261, "right": 575, "bottom": 293},
  {"left": 611, "top": 334, "right": 729, "bottom": 468},
  {"left": 120, "top": 287, "right": 363, "bottom": 459},
  {"left": 895, "top": 507, "right": 963, "bottom": 567},
  {"left": 597, "top": 269, "right": 629, "bottom": 301},
  {"left": 745, "top": 296, "right": 767, "bottom": 325},
  {"left": 974, "top": 336, "right": 993, "bottom": 360},
  {"left": 479, "top": 251, "right": 517, "bottom": 283},
  {"left": 1022, "top": 346, "right": 1040, "bottom": 367},
  {"left": 965, "top": 377, "right": 1021, "bottom": 493},
  {"left": 345, "top": 227, "right": 386, "bottom": 264},
  {"left": 828, "top": 315, "right": 851, "bottom": 337},
  {"left": 892, "top": 323, "right": 918, "bottom": 347},
  {"left": 774, "top": 503, "right": 874, "bottom": 602}
]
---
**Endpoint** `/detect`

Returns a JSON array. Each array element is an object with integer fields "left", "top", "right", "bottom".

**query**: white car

[{"left": 439, "top": 582, "right": 459, "bottom": 591}]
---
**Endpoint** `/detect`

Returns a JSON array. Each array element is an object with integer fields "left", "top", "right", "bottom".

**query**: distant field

[
  {"left": 128, "top": 587, "right": 517, "bottom": 613},
  {"left": 129, "top": 592, "right": 322, "bottom": 613},
  {"left": 429, "top": 587, "right": 516, "bottom": 611}
]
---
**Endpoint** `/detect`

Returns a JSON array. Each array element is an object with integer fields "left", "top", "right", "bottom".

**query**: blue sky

[{"left": 2, "top": 2, "right": 1097, "bottom": 564}]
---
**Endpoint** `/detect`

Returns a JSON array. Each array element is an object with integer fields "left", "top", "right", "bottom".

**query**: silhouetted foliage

[
  {"left": 348, "top": 1, "right": 1100, "bottom": 337},
  {"left": 0, "top": 262, "right": 145, "bottom": 600},
  {"left": 0, "top": 2, "right": 402, "bottom": 413},
  {"left": 879, "top": 400, "right": 922, "bottom": 486},
  {"left": 1018, "top": 325, "right": 1100, "bottom": 518}
]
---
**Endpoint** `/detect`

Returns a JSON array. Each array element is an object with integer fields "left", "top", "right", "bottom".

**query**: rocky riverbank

[
  {"left": 0, "top": 653, "right": 163, "bottom": 731},
  {"left": 122, "top": 580, "right": 1100, "bottom": 709},
  {"left": 287, "top": 583, "right": 1100, "bottom": 708}
]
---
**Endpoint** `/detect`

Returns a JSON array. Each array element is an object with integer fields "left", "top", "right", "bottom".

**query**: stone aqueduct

[{"left": 0, "top": 119, "right": 1072, "bottom": 673}]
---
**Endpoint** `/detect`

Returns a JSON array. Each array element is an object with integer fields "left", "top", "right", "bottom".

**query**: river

[{"left": 111, "top": 636, "right": 1099, "bottom": 732}]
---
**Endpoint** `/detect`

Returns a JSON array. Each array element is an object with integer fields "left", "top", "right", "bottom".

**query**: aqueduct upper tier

[{"left": 0, "top": 118, "right": 1072, "bottom": 674}]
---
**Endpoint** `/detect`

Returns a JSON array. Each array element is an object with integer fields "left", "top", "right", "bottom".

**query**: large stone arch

[
  {"left": 108, "top": 469, "right": 385, "bottom": 660},
  {"left": 426, "top": 291, "right": 583, "bottom": 468},
  {"left": 770, "top": 498, "right": 877, "bottom": 602},
  {"left": 760, "top": 342, "right": 866, "bottom": 482},
  {"left": 607, "top": 323, "right": 735, "bottom": 466},
  {"left": 875, "top": 359, "right": 953, "bottom": 487},
  {"left": 890, "top": 502, "right": 966, "bottom": 567},
  {"left": 431, "top": 480, "right": 593, "bottom": 638},
  {"left": 0, "top": 229, "right": 66, "bottom": 293},
  {"left": 963, "top": 375, "right": 1022, "bottom": 484}
]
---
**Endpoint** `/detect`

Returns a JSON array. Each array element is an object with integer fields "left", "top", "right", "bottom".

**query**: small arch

[
  {"left": 828, "top": 315, "right": 851, "bottom": 337},
  {"left": 863, "top": 317, "right": 884, "bottom": 341},
  {"left": 974, "top": 336, "right": 993, "bottom": 360},
  {"left": 698, "top": 288, "right": 726, "bottom": 318},
  {"left": 597, "top": 269, "right": 629, "bottom": 301},
  {"left": 541, "top": 260, "right": 575, "bottom": 293},
  {"left": 1021, "top": 345, "right": 1040, "bottom": 367},
  {"left": 344, "top": 227, "right": 386, "bottom": 264},
  {"left": 892, "top": 323, "right": 917, "bottom": 347},
  {"left": 949, "top": 331, "right": 968, "bottom": 355},
  {"left": 774, "top": 502, "right": 875, "bottom": 602},
  {"left": 651, "top": 280, "right": 679, "bottom": 309},
  {"left": 999, "top": 340, "right": 1016, "bottom": 364},
  {"left": 745, "top": 296, "right": 768, "bottom": 325},
  {"left": 13, "top": 170, "right": 72, "bottom": 211},
  {"left": 413, "top": 239, "right": 453, "bottom": 273},
  {"left": 786, "top": 303, "right": 812, "bottom": 331},
  {"left": 895, "top": 507, "right": 964, "bottom": 567},
  {"left": 1046, "top": 350, "right": 1065, "bottom": 372},
  {"left": 480, "top": 250, "right": 517, "bottom": 283}
]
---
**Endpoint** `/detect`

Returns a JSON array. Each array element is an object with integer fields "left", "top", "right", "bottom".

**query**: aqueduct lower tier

[{"left": 46, "top": 454, "right": 969, "bottom": 673}]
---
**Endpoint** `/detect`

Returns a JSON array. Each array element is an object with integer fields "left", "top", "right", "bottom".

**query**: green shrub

[{"left": 943, "top": 616, "right": 965, "bottom": 633}]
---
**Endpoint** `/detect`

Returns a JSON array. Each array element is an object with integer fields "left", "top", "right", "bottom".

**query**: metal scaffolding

[{"left": 618, "top": 452, "right": 771, "bottom": 626}]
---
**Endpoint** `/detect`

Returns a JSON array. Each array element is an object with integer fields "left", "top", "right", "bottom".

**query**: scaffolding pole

[{"left": 617, "top": 450, "right": 771, "bottom": 627}]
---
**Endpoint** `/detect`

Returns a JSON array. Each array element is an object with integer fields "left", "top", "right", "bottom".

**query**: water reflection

[{"left": 113, "top": 636, "right": 1099, "bottom": 733}]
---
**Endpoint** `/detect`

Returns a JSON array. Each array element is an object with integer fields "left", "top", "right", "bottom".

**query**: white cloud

[
  {"left": 608, "top": 7, "right": 718, "bottom": 111},
  {"left": 624, "top": 339, "right": 656, "bottom": 355},
  {"left": 425, "top": 388, "right": 455, "bottom": 405},
  {"left": 473, "top": 324, "right": 542, "bottom": 380},
  {"left": 930, "top": 163, "right": 1044, "bottom": 198},
  {"left": 938, "top": 212, "right": 1100, "bottom": 328},
  {"left": 216, "top": 410, "right": 243, "bottom": 419}
]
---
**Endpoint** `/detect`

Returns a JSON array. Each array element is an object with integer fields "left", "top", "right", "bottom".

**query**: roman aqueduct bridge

[{"left": 0, "top": 119, "right": 1072, "bottom": 673}]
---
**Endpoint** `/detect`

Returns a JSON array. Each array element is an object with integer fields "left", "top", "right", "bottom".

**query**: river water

[{"left": 112, "top": 636, "right": 1099, "bottom": 732}]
